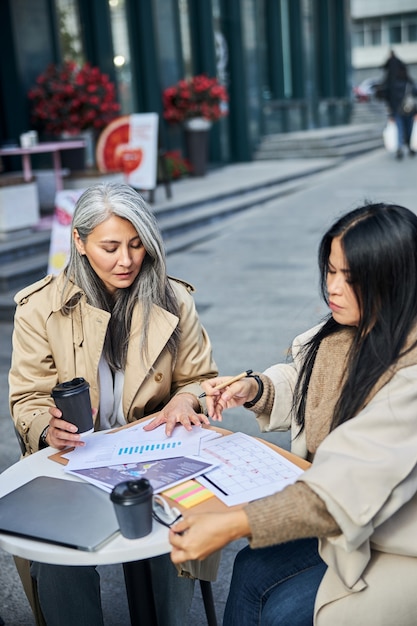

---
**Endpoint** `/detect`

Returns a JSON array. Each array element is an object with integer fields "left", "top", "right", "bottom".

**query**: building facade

[
  {"left": 351, "top": 0, "right": 417, "bottom": 84},
  {"left": 0, "top": 0, "right": 351, "bottom": 171}
]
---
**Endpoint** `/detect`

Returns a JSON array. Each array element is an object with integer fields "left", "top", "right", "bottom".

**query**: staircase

[
  {"left": 0, "top": 228, "right": 51, "bottom": 320},
  {"left": 254, "top": 122, "right": 385, "bottom": 160},
  {"left": 1, "top": 107, "right": 389, "bottom": 322},
  {"left": 0, "top": 159, "right": 339, "bottom": 322},
  {"left": 254, "top": 101, "right": 388, "bottom": 161},
  {"left": 349, "top": 99, "right": 387, "bottom": 125}
]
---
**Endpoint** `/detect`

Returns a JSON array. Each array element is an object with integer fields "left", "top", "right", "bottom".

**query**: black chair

[{"left": 200, "top": 579, "right": 218, "bottom": 626}]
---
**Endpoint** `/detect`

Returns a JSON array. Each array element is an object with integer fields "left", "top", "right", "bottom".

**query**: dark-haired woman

[
  {"left": 170, "top": 202, "right": 417, "bottom": 625},
  {"left": 382, "top": 51, "right": 417, "bottom": 159}
]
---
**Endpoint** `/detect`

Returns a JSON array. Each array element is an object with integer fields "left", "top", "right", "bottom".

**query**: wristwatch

[{"left": 39, "top": 425, "right": 50, "bottom": 449}]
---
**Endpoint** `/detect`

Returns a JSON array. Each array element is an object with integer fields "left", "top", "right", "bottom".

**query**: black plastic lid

[
  {"left": 51, "top": 377, "right": 90, "bottom": 398},
  {"left": 110, "top": 479, "right": 153, "bottom": 505}
]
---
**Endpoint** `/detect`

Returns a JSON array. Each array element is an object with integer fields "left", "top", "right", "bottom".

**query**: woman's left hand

[
  {"left": 143, "top": 393, "right": 210, "bottom": 436},
  {"left": 169, "top": 510, "right": 251, "bottom": 562}
]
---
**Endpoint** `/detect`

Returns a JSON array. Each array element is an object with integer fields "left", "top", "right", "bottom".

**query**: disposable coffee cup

[
  {"left": 51, "top": 377, "right": 93, "bottom": 434},
  {"left": 20, "top": 133, "right": 32, "bottom": 148},
  {"left": 110, "top": 479, "right": 153, "bottom": 539}
]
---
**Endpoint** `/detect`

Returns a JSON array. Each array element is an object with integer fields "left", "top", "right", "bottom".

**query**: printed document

[
  {"left": 198, "top": 432, "right": 304, "bottom": 506},
  {"left": 63, "top": 421, "right": 220, "bottom": 470}
]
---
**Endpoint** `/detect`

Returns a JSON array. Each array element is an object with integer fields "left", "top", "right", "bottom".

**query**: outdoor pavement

[{"left": 0, "top": 146, "right": 416, "bottom": 624}]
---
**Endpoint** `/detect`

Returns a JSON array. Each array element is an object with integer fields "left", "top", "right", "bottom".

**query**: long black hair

[{"left": 293, "top": 202, "right": 417, "bottom": 432}]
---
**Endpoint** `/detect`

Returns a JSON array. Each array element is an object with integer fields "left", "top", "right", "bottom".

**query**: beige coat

[
  {"left": 255, "top": 326, "right": 417, "bottom": 625},
  {"left": 9, "top": 272, "right": 218, "bottom": 455}
]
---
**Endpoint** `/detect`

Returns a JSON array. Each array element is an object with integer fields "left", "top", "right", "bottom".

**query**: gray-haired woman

[{"left": 9, "top": 182, "right": 218, "bottom": 625}]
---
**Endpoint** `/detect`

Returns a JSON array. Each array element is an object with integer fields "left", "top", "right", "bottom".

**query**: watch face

[{"left": 41, "top": 426, "right": 49, "bottom": 443}]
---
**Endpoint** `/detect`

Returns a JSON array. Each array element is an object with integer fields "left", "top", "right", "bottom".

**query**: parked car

[{"left": 353, "top": 77, "right": 382, "bottom": 102}]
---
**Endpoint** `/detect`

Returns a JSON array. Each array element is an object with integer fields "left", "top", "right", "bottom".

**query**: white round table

[{"left": 0, "top": 448, "right": 171, "bottom": 625}]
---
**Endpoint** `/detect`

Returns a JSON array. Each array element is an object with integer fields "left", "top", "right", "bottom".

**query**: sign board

[
  {"left": 122, "top": 113, "right": 159, "bottom": 190},
  {"left": 47, "top": 189, "right": 84, "bottom": 275}
]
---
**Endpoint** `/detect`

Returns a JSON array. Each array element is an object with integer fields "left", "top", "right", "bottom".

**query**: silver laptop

[{"left": 0, "top": 476, "right": 120, "bottom": 551}]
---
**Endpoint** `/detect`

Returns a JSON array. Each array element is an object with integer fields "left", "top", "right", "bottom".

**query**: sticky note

[{"left": 162, "top": 479, "right": 214, "bottom": 508}]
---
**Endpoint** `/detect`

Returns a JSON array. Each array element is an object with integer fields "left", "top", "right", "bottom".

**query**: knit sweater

[{"left": 244, "top": 326, "right": 417, "bottom": 548}]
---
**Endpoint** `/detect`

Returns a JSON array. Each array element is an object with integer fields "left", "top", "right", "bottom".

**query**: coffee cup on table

[
  {"left": 51, "top": 377, "right": 94, "bottom": 434},
  {"left": 110, "top": 479, "right": 153, "bottom": 539}
]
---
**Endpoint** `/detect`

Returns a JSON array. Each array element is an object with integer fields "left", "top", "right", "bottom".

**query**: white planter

[
  {"left": 0, "top": 180, "right": 39, "bottom": 233},
  {"left": 183, "top": 118, "right": 212, "bottom": 131}
]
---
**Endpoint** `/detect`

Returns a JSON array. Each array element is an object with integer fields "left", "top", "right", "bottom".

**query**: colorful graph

[{"left": 117, "top": 441, "right": 182, "bottom": 456}]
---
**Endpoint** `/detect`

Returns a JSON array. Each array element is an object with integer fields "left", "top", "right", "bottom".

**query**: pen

[{"left": 198, "top": 369, "right": 253, "bottom": 399}]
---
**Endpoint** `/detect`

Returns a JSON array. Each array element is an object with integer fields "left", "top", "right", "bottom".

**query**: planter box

[{"left": 0, "top": 176, "right": 40, "bottom": 233}]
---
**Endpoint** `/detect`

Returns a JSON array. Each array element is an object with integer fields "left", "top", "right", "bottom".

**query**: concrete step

[
  {"left": 259, "top": 130, "right": 382, "bottom": 149},
  {"left": 0, "top": 229, "right": 50, "bottom": 264},
  {"left": 260, "top": 126, "right": 382, "bottom": 145},
  {"left": 160, "top": 177, "right": 314, "bottom": 250},
  {"left": 255, "top": 124, "right": 383, "bottom": 160},
  {"left": 254, "top": 123, "right": 384, "bottom": 160},
  {"left": 0, "top": 166, "right": 337, "bottom": 321},
  {"left": 0, "top": 252, "right": 49, "bottom": 294},
  {"left": 255, "top": 137, "right": 383, "bottom": 160},
  {"left": 350, "top": 101, "right": 387, "bottom": 125},
  {"left": 152, "top": 160, "right": 339, "bottom": 222}
]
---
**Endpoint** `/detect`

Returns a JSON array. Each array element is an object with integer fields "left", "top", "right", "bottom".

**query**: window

[
  {"left": 178, "top": 0, "right": 192, "bottom": 78},
  {"left": 352, "top": 12, "right": 417, "bottom": 47},
  {"left": 353, "top": 24, "right": 365, "bottom": 47},
  {"left": 368, "top": 20, "right": 381, "bottom": 46},
  {"left": 406, "top": 22, "right": 417, "bottom": 42},
  {"left": 389, "top": 23, "right": 402, "bottom": 44},
  {"left": 55, "top": 0, "right": 84, "bottom": 63},
  {"left": 108, "top": 0, "right": 133, "bottom": 114}
]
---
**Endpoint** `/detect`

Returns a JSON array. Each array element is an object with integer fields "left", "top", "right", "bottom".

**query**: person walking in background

[
  {"left": 9, "top": 182, "right": 218, "bottom": 626},
  {"left": 381, "top": 50, "right": 417, "bottom": 160},
  {"left": 170, "top": 202, "right": 417, "bottom": 625}
]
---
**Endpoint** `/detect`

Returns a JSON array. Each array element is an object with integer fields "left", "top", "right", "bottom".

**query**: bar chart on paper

[
  {"left": 64, "top": 429, "right": 208, "bottom": 470},
  {"left": 117, "top": 441, "right": 183, "bottom": 457}
]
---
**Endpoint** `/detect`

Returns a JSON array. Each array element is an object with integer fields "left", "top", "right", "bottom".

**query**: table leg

[
  {"left": 21, "top": 154, "right": 33, "bottom": 182},
  {"left": 123, "top": 560, "right": 158, "bottom": 626},
  {"left": 52, "top": 151, "right": 63, "bottom": 191}
]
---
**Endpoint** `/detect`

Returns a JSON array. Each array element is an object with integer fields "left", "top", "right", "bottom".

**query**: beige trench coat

[
  {"left": 9, "top": 272, "right": 218, "bottom": 454},
  {"left": 255, "top": 325, "right": 417, "bottom": 624},
  {"left": 9, "top": 273, "right": 220, "bottom": 593}
]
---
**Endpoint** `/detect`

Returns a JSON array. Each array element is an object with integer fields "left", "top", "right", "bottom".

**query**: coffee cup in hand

[{"left": 51, "top": 377, "right": 94, "bottom": 434}]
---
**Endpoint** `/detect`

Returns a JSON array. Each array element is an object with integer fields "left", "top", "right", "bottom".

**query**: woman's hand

[
  {"left": 143, "top": 393, "right": 210, "bottom": 437},
  {"left": 45, "top": 406, "right": 88, "bottom": 449},
  {"left": 201, "top": 376, "right": 260, "bottom": 421},
  {"left": 169, "top": 510, "right": 251, "bottom": 562}
]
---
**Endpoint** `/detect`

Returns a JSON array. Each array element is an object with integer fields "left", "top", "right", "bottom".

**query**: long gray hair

[{"left": 64, "top": 182, "right": 180, "bottom": 370}]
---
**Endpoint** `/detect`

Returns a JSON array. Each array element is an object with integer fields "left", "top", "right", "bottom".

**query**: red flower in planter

[
  {"left": 28, "top": 61, "right": 120, "bottom": 136},
  {"left": 162, "top": 74, "right": 228, "bottom": 124}
]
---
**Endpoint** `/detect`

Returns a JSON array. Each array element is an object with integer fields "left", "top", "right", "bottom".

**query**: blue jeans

[
  {"left": 31, "top": 553, "right": 195, "bottom": 626},
  {"left": 394, "top": 113, "right": 414, "bottom": 151},
  {"left": 223, "top": 538, "right": 327, "bottom": 626}
]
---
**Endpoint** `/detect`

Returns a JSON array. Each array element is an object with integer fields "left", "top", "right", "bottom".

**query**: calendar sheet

[{"left": 198, "top": 432, "right": 304, "bottom": 506}]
